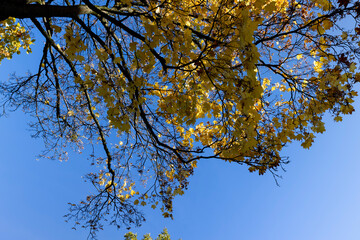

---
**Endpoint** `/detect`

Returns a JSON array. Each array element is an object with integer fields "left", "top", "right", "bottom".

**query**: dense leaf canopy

[{"left": 1, "top": 0, "right": 360, "bottom": 237}]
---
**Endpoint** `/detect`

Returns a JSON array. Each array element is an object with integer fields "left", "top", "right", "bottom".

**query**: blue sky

[{"left": 1, "top": 30, "right": 360, "bottom": 240}]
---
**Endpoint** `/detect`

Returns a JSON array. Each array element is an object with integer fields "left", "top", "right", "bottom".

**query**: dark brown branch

[
  {"left": 0, "top": 4, "right": 93, "bottom": 19},
  {"left": 31, "top": 17, "right": 116, "bottom": 183},
  {"left": 0, "top": 2, "right": 142, "bottom": 20}
]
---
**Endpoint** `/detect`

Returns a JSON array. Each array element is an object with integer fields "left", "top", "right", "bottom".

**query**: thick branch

[{"left": 0, "top": 4, "right": 93, "bottom": 19}]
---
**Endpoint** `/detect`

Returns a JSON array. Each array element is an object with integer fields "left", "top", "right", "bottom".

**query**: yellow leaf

[
  {"left": 349, "top": 62, "right": 356, "bottom": 72},
  {"left": 317, "top": 26, "right": 325, "bottom": 35},
  {"left": 52, "top": 25, "right": 62, "bottom": 33},
  {"left": 129, "top": 42, "right": 138, "bottom": 51},
  {"left": 334, "top": 116, "right": 342, "bottom": 122},
  {"left": 341, "top": 32, "right": 348, "bottom": 40},
  {"left": 322, "top": 19, "right": 333, "bottom": 30}
]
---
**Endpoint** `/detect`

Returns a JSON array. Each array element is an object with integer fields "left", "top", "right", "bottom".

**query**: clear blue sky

[{"left": 1, "top": 30, "right": 360, "bottom": 240}]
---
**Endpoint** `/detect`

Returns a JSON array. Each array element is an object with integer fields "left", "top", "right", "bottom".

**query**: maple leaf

[
  {"left": 355, "top": 27, "right": 360, "bottom": 35},
  {"left": 338, "top": 53, "right": 351, "bottom": 66}
]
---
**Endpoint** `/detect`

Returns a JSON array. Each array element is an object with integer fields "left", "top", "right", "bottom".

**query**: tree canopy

[{"left": 1, "top": 0, "right": 360, "bottom": 238}]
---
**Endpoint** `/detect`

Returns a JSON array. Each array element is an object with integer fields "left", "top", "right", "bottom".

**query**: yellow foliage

[
  {"left": 0, "top": 18, "right": 33, "bottom": 63},
  {"left": 3, "top": 0, "right": 360, "bottom": 229}
]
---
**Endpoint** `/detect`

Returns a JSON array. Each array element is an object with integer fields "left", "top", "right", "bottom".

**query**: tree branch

[{"left": 0, "top": 4, "right": 93, "bottom": 19}]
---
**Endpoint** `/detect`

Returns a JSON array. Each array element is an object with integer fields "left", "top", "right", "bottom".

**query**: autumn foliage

[{"left": 1, "top": 0, "right": 360, "bottom": 237}]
